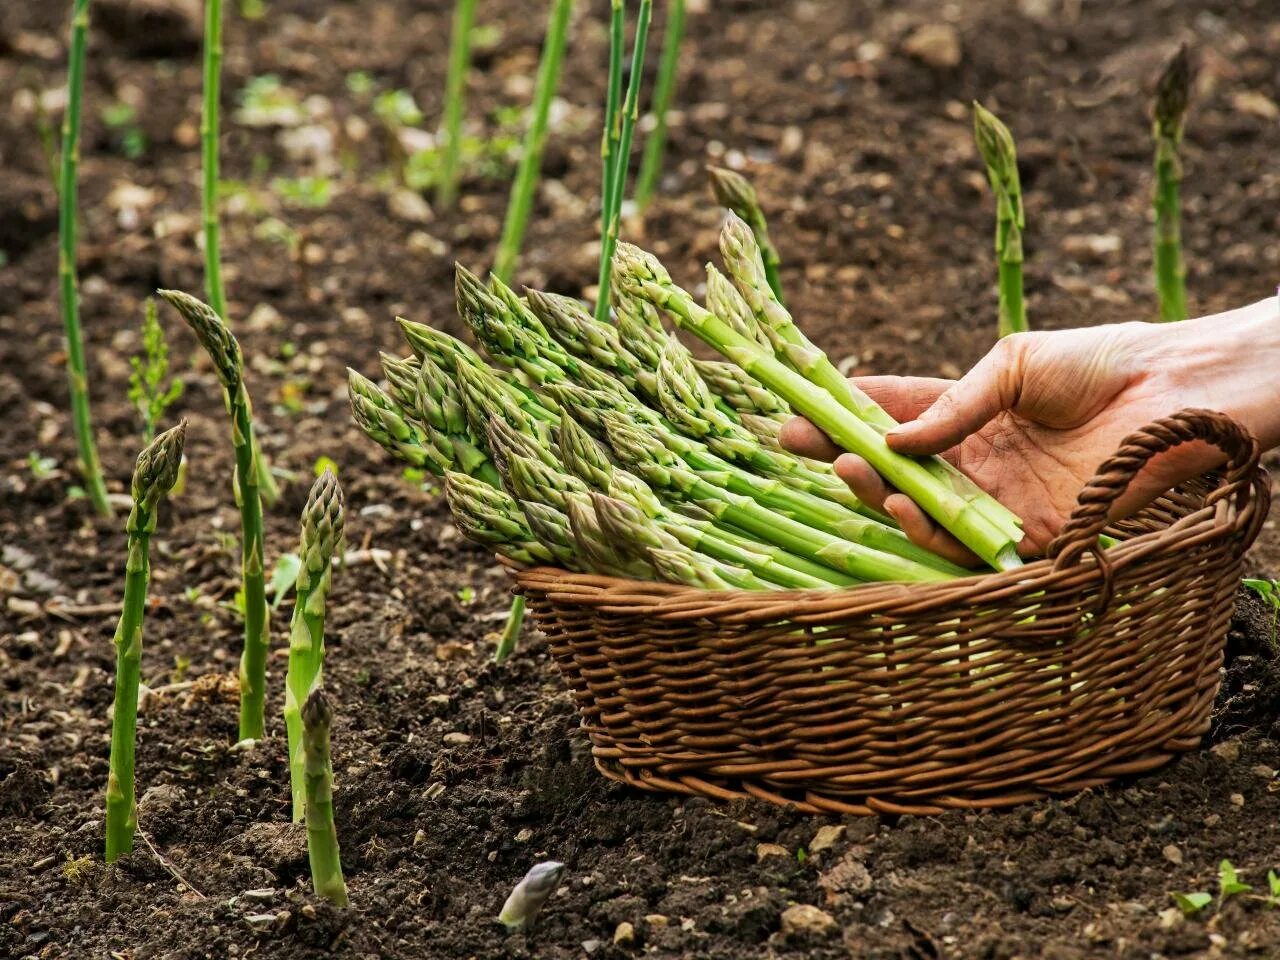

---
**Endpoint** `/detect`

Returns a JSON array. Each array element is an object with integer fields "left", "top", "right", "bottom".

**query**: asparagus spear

[
  {"left": 58, "top": 0, "right": 114, "bottom": 518},
  {"left": 300, "top": 688, "right": 348, "bottom": 907},
  {"left": 436, "top": 0, "right": 477, "bottom": 211},
  {"left": 612, "top": 243, "right": 1023, "bottom": 570},
  {"left": 633, "top": 0, "right": 686, "bottom": 211},
  {"left": 693, "top": 359, "right": 790, "bottom": 419},
  {"left": 707, "top": 166, "right": 784, "bottom": 302},
  {"left": 563, "top": 490, "right": 657, "bottom": 580},
  {"left": 499, "top": 861, "right": 566, "bottom": 931},
  {"left": 1153, "top": 44, "right": 1190, "bottom": 323},
  {"left": 159, "top": 289, "right": 272, "bottom": 740},
  {"left": 718, "top": 212, "right": 1025, "bottom": 546},
  {"left": 348, "top": 368, "right": 453, "bottom": 475},
  {"left": 284, "top": 469, "right": 344, "bottom": 823},
  {"left": 105, "top": 422, "right": 186, "bottom": 863},
  {"left": 444, "top": 470, "right": 568, "bottom": 568},
  {"left": 973, "top": 102, "right": 1027, "bottom": 337}
]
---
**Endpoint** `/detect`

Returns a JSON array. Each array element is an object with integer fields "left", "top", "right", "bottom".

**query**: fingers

[
  {"left": 833, "top": 453, "right": 891, "bottom": 512},
  {"left": 882, "top": 494, "right": 982, "bottom": 568},
  {"left": 886, "top": 334, "right": 1031, "bottom": 456},
  {"left": 778, "top": 417, "right": 843, "bottom": 461},
  {"left": 853, "top": 376, "right": 953, "bottom": 424}
]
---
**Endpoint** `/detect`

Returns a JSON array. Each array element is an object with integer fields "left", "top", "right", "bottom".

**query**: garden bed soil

[{"left": 3, "top": 0, "right": 1280, "bottom": 957}]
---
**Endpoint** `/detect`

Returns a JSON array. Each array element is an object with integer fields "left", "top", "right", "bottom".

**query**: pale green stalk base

[
  {"left": 1154, "top": 148, "right": 1187, "bottom": 322},
  {"left": 232, "top": 396, "right": 270, "bottom": 741},
  {"left": 302, "top": 691, "right": 348, "bottom": 907},
  {"left": 494, "top": 594, "right": 526, "bottom": 663},
  {"left": 492, "top": 0, "right": 573, "bottom": 281},
  {"left": 59, "top": 0, "right": 112, "bottom": 518}
]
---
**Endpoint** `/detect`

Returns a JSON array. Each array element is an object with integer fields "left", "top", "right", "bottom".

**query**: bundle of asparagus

[{"left": 349, "top": 210, "right": 1024, "bottom": 626}]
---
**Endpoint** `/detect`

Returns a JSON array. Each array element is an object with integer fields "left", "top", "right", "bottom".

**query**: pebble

[
  {"left": 1251, "top": 764, "right": 1276, "bottom": 779},
  {"left": 1061, "top": 233, "right": 1123, "bottom": 262},
  {"left": 900, "top": 24, "right": 962, "bottom": 69},
  {"left": 582, "top": 940, "right": 602, "bottom": 954},
  {"left": 613, "top": 921, "right": 635, "bottom": 945},
  {"left": 388, "top": 189, "right": 434, "bottom": 224},
  {"left": 810, "top": 824, "right": 845, "bottom": 853},
  {"left": 756, "top": 843, "right": 789, "bottom": 862},
  {"left": 1162, "top": 844, "right": 1183, "bottom": 865},
  {"left": 443, "top": 732, "right": 472, "bottom": 746},
  {"left": 300, "top": 904, "right": 317, "bottom": 920},
  {"left": 644, "top": 913, "right": 669, "bottom": 927},
  {"left": 1232, "top": 90, "right": 1279, "bottom": 120},
  {"left": 1210, "top": 740, "right": 1241, "bottom": 762},
  {"left": 780, "top": 903, "right": 837, "bottom": 937},
  {"left": 1230, "top": 793, "right": 1245, "bottom": 807}
]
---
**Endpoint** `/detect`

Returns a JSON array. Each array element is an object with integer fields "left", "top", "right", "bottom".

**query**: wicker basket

[{"left": 513, "top": 409, "right": 1271, "bottom": 815}]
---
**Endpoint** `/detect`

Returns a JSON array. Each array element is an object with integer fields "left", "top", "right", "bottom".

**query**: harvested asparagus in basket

[{"left": 350, "top": 194, "right": 1028, "bottom": 602}]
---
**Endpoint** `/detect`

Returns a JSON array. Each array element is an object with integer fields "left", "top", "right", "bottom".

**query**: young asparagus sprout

[
  {"left": 498, "top": 861, "right": 566, "bottom": 931},
  {"left": 594, "top": 0, "right": 654, "bottom": 322},
  {"left": 105, "top": 422, "right": 186, "bottom": 863},
  {"left": 492, "top": 0, "right": 574, "bottom": 281},
  {"left": 284, "top": 469, "right": 345, "bottom": 823},
  {"left": 301, "top": 688, "right": 349, "bottom": 907},
  {"left": 436, "top": 0, "right": 477, "bottom": 211},
  {"left": 1153, "top": 44, "right": 1190, "bottom": 322},
  {"left": 633, "top": 0, "right": 687, "bottom": 211},
  {"left": 58, "top": 0, "right": 114, "bottom": 517},
  {"left": 158, "top": 289, "right": 271, "bottom": 740},
  {"left": 707, "top": 166, "right": 784, "bottom": 302},
  {"left": 972, "top": 102, "right": 1026, "bottom": 337}
]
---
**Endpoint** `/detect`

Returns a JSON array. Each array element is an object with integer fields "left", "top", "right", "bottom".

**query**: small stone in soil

[
  {"left": 1162, "top": 844, "right": 1183, "bottom": 865},
  {"left": 613, "top": 921, "right": 635, "bottom": 945},
  {"left": 779, "top": 903, "right": 837, "bottom": 938}
]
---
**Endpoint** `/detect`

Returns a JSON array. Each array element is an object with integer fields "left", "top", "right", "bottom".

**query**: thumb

[{"left": 886, "top": 334, "right": 1030, "bottom": 455}]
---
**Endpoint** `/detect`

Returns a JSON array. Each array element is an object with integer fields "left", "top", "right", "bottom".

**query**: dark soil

[{"left": 3, "top": 0, "right": 1280, "bottom": 957}]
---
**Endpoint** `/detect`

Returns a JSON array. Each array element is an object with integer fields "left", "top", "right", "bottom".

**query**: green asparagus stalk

[
  {"left": 202, "top": 0, "right": 279, "bottom": 507},
  {"left": 715, "top": 214, "right": 1025, "bottom": 551},
  {"left": 973, "top": 102, "right": 1026, "bottom": 337},
  {"left": 105, "top": 422, "right": 186, "bottom": 863},
  {"left": 556, "top": 415, "right": 852, "bottom": 588},
  {"left": 444, "top": 470, "right": 572, "bottom": 568},
  {"left": 594, "top": 0, "right": 653, "bottom": 322},
  {"left": 599, "top": 0, "right": 625, "bottom": 263},
  {"left": 707, "top": 166, "right": 783, "bottom": 302},
  {"left": 348, "top": 368, "right": 453, "bottom": 475},
  {"left": 58, "top": 0, "right": 113, "bottom": 518},
  {"left": 437, "top": 0, "right": 477, "bottom": 211},
  {"left": 492, "top": 0, "right": 574, "bottom": 281},
  {"left": 613, "top": 243, "right": 1024, "bottom": 570},
  {"left": 525, "top": 289, "right": 658, "bottom": 400},
  {"left": 633, "top": 0, "right": 686, "bottom": 210},
  {"left": 284, "top": 469, "right": 344, "bottom": 823},
  {"left": 158, "top": 289, "right": 271, "bottom": 739},
  {"left": 563, "top": 490, "right": 655, "bottom": 580},
  {"left": 691, "top": 359, "right": 789, "bottom": 419},
  {"left": 1153, "top": 45, "right": 1190, "bottom": 322},
  {"left": 300, "top": 688, "right": 348, "bottom": 906}
]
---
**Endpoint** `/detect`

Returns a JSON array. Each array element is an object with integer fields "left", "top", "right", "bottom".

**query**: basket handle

[{"left": 1047, "top": 407, "right": 1261, "bottom": 572}]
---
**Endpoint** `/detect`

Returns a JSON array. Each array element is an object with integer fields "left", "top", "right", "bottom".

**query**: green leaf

[
  {"left": 457, "top": 586, "right": 475, "bottom": 604},
  {"left": 1219, "top": 860, "right": 1253, "bottom": 898},
  {"left": 1171, "top": 891, "right": 1212, "bottom": 915},
  {"left": 314, "top": 456, "right": 339, "bottom": 478},
  {"left": 268, "top": 553, "right": 302, "bottom": 611},
  {"left": 1243, "top": 578, "right": 1276, "bottom": 600},
  {"left": 1268, "top": 869, "right": 1280, "bottom": 898},
  {"left": 27, "top": 452, "right": 57, "bottom": 479}
]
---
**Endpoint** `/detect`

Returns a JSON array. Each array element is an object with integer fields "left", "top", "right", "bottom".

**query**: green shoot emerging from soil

[
  {"left": 633, "top": 0, "right": 686, "bottom": 212},
  {"left": 159, "top": 290, "right": 271, "bottom": 742},
  {"left": 105, "top": 422, "right": 186, "bottom": 863},
  {"left": 302, "top": 688, "right": 348, "bottom": 906},
  {"left": 1153, "top": 44, "right": 1190, "bottom": 322},
  {"left": 128, "top": 298, "right": 184, "bottom": 442},
  {"left": 284, "top": 469, "right": 344, "bottom": 822},
  {"left": 973, "top": 101, "right": 1027, "bottom": 337},
  {"left": 58, "top": 0, "right": 113, "bottom": 517},
  {"left": 1243, "top": 577, "right": 1280, "bottom": 646},
  {"left": 437, "top": 0, "right": 477, "bottom": 210}
]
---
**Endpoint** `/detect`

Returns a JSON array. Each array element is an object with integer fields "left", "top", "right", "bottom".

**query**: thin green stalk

[
  {"left": 599, "top": 0, "right": 625, "bottom": 256},
  {"left": 1153, "top": 45, "right": 1189, "bottom": 322},
  {"left": 437, "top": 0, "right": 477, "bottom": 211},
  {"left": 594, "top": 0, "right": 653, "bottom": 322},
  {"left": 105, "top": 423, "right": 185, "bottom": 863},
  {"left": 492, "top": 0, "right": 574, "bottom": 281},
  {"left": 973, "top": 102, "right": 1026, "bottom": 337},
  {"left": 301, "top": 688, "right": 348, "bottom": 907},
  {"left": 58, "top": 0, "right": 113, "bottom": 518},
  {"left": 285, "top": 470, "right": 344, "bottom": 822},
  {"left": 202, "top": 0, "right": 279, "bottom": 506},
  {"left": 633, "top": 0, "right": 685, "bottom": 211},
  {"left": 708, "top": 166, "right": 783, "bottom": 303},
  {"left": 614, "top": 243, "right": 1024, "bottom": 571},
  {"left": 159, "top": 290, "right": 270, "bottom": 740},
  {"left": 493, "top": 595, "right": 525, "bottom": 663}
]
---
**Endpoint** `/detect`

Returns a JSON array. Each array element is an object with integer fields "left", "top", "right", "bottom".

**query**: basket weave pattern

[{"left": 516, "top": 410, "right": 1270, "bottom": 815}]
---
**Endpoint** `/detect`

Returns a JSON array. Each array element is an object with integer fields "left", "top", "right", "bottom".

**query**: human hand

[{"left": 780, "top": 297, "right": 1280, "bottom": 565}]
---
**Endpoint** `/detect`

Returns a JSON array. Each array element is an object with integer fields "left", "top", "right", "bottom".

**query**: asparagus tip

[{"left": 1154, "top": 43, "right": 1191, "bottom": 136}]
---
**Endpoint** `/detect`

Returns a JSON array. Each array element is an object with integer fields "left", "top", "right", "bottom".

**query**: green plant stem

[
  {"left": 202, "top": 0, "right": 279, "bottom": 506},
  {"left": 1153, "top": 46, "right": 1189, "bottom": 322},
  {"left": 632, "top": 0, "right": 685, "bottom": 210},
  {"left": 494, "top": 594, "right": 526, "bottom": 662},
  {"left": 492, "top": 0, "right": 574, "bottom": 282},
  {"left": 58, "top": 0, "right": 113, "bottom": 518},
  {"left": 285, "top": 470, "right": 343, "bottom": 822},
  {"left": 437, "top": 0, "right": 477, "bottom": 211},
  {"left": 159, "top": 290, "right": 270, "bottom": 740},
  {"left": 973, "top": 103, "right": 1026, "bottom": 337},
  {"left": 301, "top": 689, "right": 348, "bottom": 906},
  {"left": 594, "top": 0, "right": 652, "bottom": 322},
  {"left": 105, "top": 423, "right": 185, "bottom": 863},
  {"left": 599, "top": 0, "right": 625, "bottom": 258}
]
